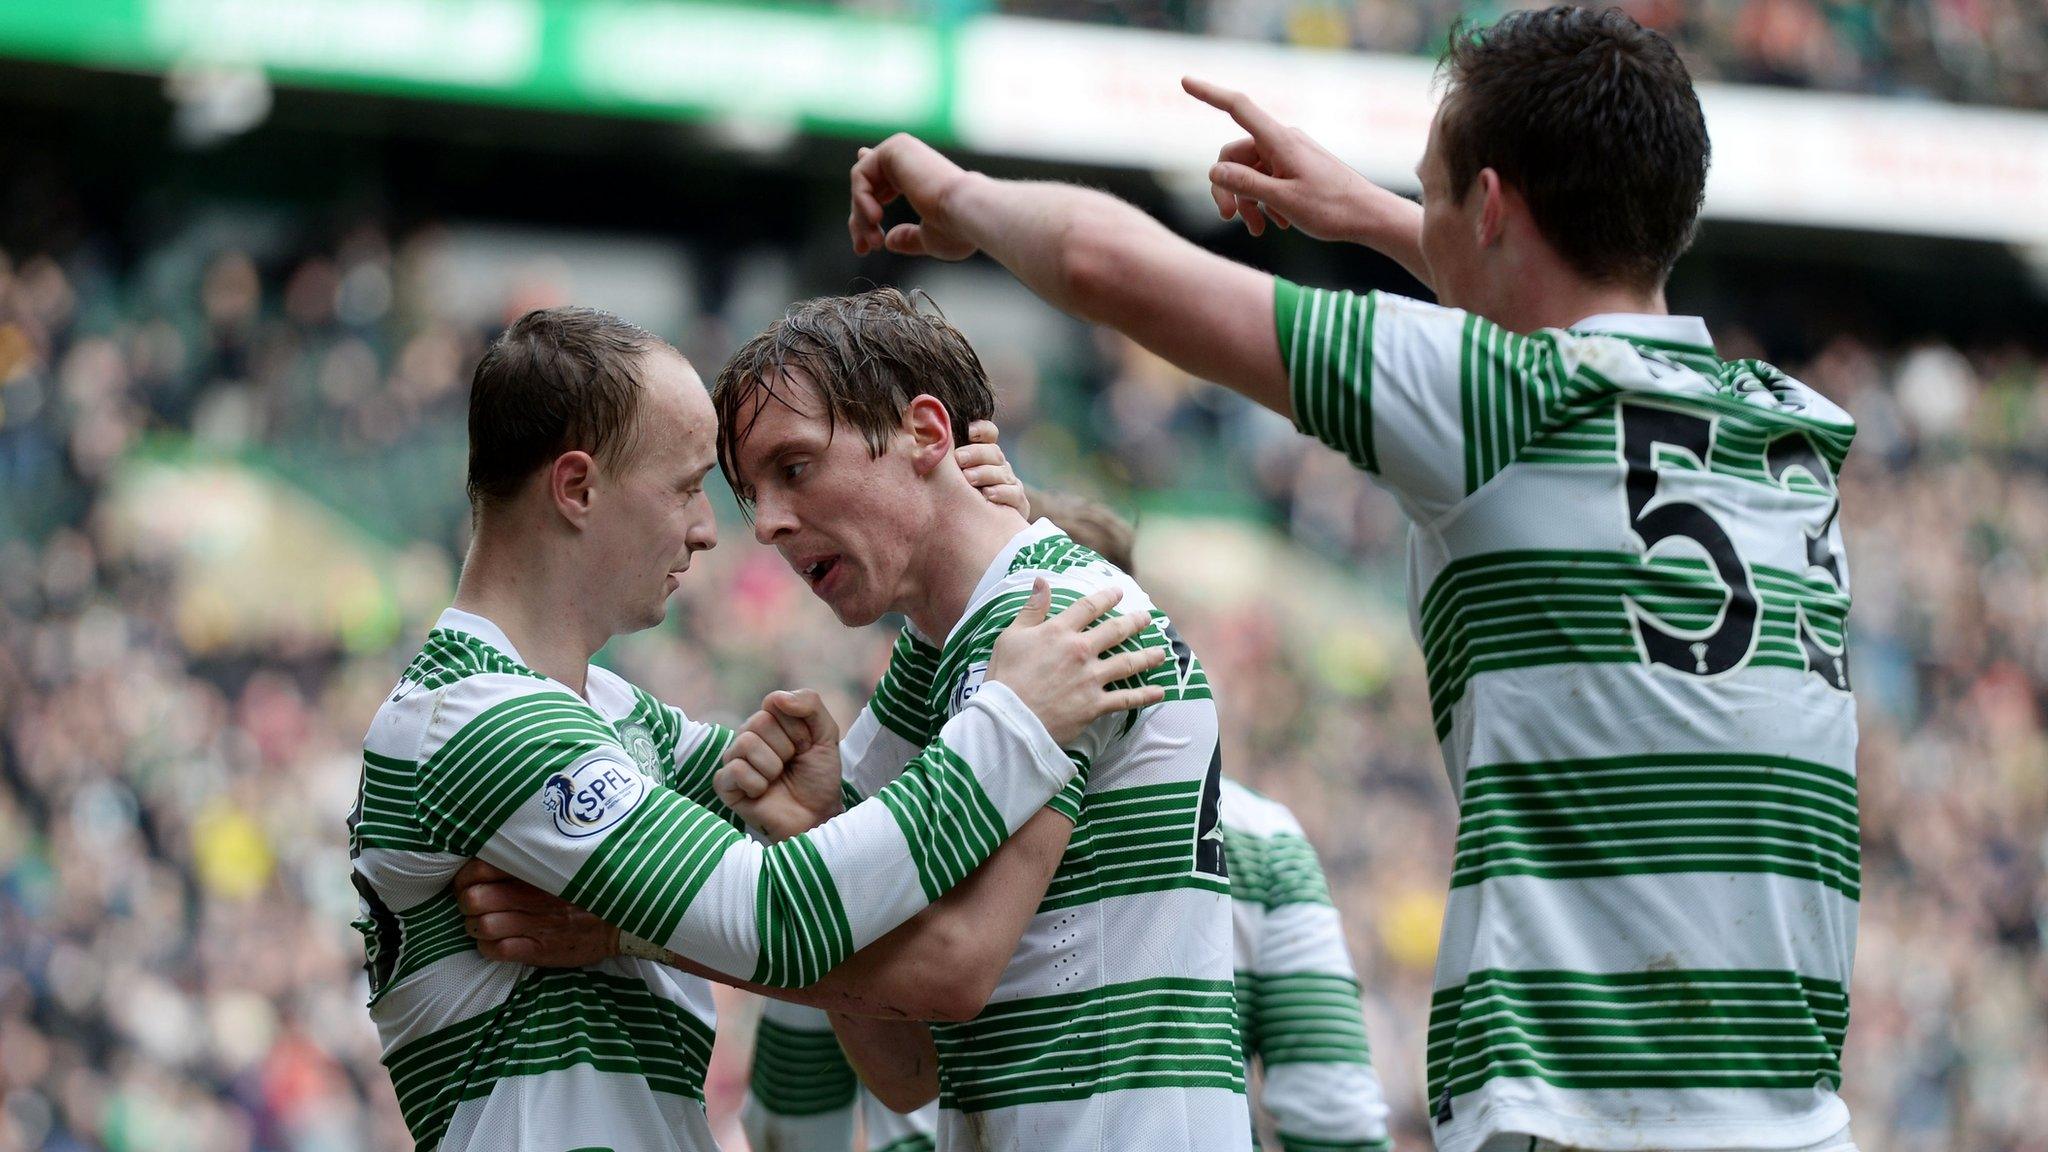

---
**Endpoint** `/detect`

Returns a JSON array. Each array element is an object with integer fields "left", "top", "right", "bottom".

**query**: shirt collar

[
  {"left": 1568, "top": 312, "right": 1717, "bottom": 356},
  {"left": 912, "top": 517, "right": 1065, "bottom": 649},
  {"left": 435, "top": 606, "right": 525, "bottom": 666}
]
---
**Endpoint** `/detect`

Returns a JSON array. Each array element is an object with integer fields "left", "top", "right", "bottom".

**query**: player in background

[
  {"left": 738, "top": 489, "right": 1393, "bottom": 1152},
  {"left": 842, "top": 7, "right": 1860, "bottom": 1152},
  {"left": 354, "top": 305, "right": 1163, "bottom": 1151}
]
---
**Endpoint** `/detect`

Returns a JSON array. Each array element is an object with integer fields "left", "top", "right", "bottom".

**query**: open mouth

[{"left": 797, "top": 555, "right": 841, "bottom": 591}]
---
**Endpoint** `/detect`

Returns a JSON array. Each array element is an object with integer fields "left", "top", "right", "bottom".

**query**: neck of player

[
  {"left": 898, "top": 491, "right": 1032, "bottom": 645},
  {"left": 452, "top": 517, "right": 609, "bottom": 696},
  {"left": 1487, "top": 248, "right": 1669, "bottom": 335}
]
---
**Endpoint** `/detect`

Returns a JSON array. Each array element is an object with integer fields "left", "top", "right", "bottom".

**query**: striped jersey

[
  {"left": 740, "top": 780, "right": 1389, "bottom": 1152},
  {"left": 741, "top": 997, "right": 938, "bottom": 1152},
  {"left": 1276, "top": 281, "right": 1859, "bottom": 1152},
  {"left": 1222, "top": 779, "right": 1391, "bottom": 1152},
  {"left": 350, "top": 607, "right": 1079, "bottom": 1152},
  {"left": 841, "top": 519, "right": 1251, "bottom": 1152}
]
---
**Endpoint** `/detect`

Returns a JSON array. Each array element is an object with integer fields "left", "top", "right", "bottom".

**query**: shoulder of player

[
  {"left": 416, "top": 671, "right": 617, "bottom": 762},
  {"left": 1220, "top": 778, "right": 1303, "bottom": 839},
  {"left": 943, "top": 566, "right": 1154, "bottom": 660},
  {"left": 990, "top": 563, "right": 1154, "bottom": 620}
]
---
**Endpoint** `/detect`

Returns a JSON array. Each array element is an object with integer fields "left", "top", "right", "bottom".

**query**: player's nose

[{"left": 751, "top": 493, "right": 796, "bottom": 545}]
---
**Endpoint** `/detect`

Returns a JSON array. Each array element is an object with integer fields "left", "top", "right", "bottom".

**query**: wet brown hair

[{"left": 712, "top": 288, "right": 993, "bottom": 506}]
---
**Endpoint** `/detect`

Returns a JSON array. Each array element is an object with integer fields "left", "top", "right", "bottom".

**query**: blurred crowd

[
  {"left": 2, "top": 208, "right": 2046, "bottom": 1152},
  {"left": 985, "top": 0, "right": 2048, "bottom": 109}
]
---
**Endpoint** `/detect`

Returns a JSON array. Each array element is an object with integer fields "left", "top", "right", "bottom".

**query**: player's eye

[{"left": 783, "top": 461, "right": 808, "bottom": 482}]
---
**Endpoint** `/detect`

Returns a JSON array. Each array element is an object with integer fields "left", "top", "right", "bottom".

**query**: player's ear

[
  {"left": 1475, "top": 168, "right": 1508, "bottom": 249},
  {"left": 905, "top": 395, "right": 955, "bottom": 477},
  {"left": 549, "top": 450, "right": 597, "bottom": 527}
]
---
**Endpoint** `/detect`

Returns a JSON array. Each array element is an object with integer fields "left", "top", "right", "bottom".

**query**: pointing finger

[{"left": 1182, "top": 76, "right": 1288, "bottom": 143}]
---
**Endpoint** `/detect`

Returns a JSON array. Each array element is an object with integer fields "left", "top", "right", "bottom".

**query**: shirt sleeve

[
  {"left": 841, "top": 629, "right": 945, "bottom": 806},
  {"left": 1274, "top": 277, "right": 1610, "bottom": 524},
  {"left": 742, "top": 998, "right": 858, "bottom": 1151},
  {"left": 413, "top": 673, "right": 1078, "bottom": 989},
  {"left": 1243, "top": 816, "right": 1392, "bottom": 1152},
  {"left": 660, "top": 707, "right": 740, "bottom": 820}
]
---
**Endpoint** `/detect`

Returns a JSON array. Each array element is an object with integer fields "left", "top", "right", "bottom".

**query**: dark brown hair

[
  {"left": 1027, "top": 487, "right": 1139, "bottom": 574},
  {"left": 713, "top": 288, "right": 994, "bottom": 506},
  {"left": 1437, "top": 5, "right": 1709, "bottom": 289},
  {"left": 466, "top": 306, "right": 666, "bottom": 512}
]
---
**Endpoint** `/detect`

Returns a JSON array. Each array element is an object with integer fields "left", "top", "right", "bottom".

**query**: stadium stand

[
  {"left": 989, "top": 0, "right": 2048, "bottom": 109},
  {"left": 2, "top": 171, "right": 2046, "bottom": 1147}
]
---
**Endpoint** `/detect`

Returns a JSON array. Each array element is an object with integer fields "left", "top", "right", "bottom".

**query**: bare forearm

[
  {"left": 1346, "top": 189, "right": 1430, "bottom": 288},
  {"left": 943, "top": 174, "right": 1289, "bottom": 414},
  {"left": 830, "top": 1014, "right": 940, "bottom": 1113}
]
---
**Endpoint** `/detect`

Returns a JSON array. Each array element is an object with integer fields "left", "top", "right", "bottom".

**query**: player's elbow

[
  {"left": 1057, "top": 212, "right": 1137, "bottom": 324},
  {"left": 916, "top": 924, "right": 1005, "bottom": 1022},
  {"left": 867, "top": 1071, "right": 940, "bottom": 1114},
  {"left": 918, "top": 962, "right": 1001, "bottom": 1022}
]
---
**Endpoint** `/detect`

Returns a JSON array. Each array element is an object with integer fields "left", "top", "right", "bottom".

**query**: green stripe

[
  {"left": 1453, "top": 752, "right": 1860, "bottom": 898},
  {"left": 1277, "top": 1134, "right": 1392, "bottom": 1152},
  {"left": 1253, "top": 973, "right": 1374, "bottom": 1067},
  {"left": 873, "top": 628, "right": 945, "bottom": 746},
  {"left": 1279, "top": 280, "right": 1378, "bottom": 475},
  {"left": 748, "top": 1018, "right": 857, "bottom": 1116},
  {"left": 1008, "top": 535, "right": 1110, "bottom": 577},
  {"left": 1427, "top": 968, "right": 1847, "bottom": 1107},
  {"left": 384, "top": 969, "right": 715, "bottom": 1151},
  {"left": 1506, "top": 390, "right": 1852, "bottom": 489},
  {"left": 1416, "top": 549, "right": 1851, "bottom": 739},
  {"left": 354, "top": 749, "right": 435, "bottom": 853},
  {"left": 752, "top": 833, "right": 857, "bottom": 988},
  {"left": 415, "top": 692, "right": 620, "bottom": 853},
  {"left": 929, "top": 586, "right": 1209, "bottom": 725},
  {"left": 403, "top": 627, "right": 545, "bottom": 692},
  {"left": 560, "top": 786, "right": 744, "bottom": 948},
  {"left": 1039, "top": 780, "right": 1229, "bottom": 913},
  {"left": 871, "top": 1137, "right": 937, "bottom": 1152},
  {"left": 876, "top": 737, "right": 1009, "bottom": 904},
  {"left": 932, "top": 976, "right": 1244, "bottom": 1113},
  {"left": 1224, "top": 826, "right": 1334, "bottom": 910},
  {"left": 387, "top": 888, "right": 475, "bottom": 988}
]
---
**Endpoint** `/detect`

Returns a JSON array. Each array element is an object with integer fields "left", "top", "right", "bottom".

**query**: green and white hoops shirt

[
  {"left": 741, "top": 780, "right": 1390, "bottom": 1152},
  {"left": 740, "top": 997, "right": 938, "bottom": 1152},
  {"left": 840, "top": 520, "right": 1250, "bottom": 1152},
  {"left": 1277, "top": 281, "right": 1859, "bottom": 1152},
  {"left": 1223, "top": 779, "right": 1391, "bottom": 1152},
  {"left": 350, "top": 608, "right": 1078, "bottom": 1152}
]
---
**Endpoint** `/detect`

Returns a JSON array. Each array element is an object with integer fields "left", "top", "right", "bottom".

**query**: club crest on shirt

[
  {"left": 951, "top": 661, "right": 989, "bottom": 714},
  {"left": 541, "top": 756, "right": 645, "bottom": 838},
  {"left": 614, "top": 721, "right": 661, "bottom": 779}
]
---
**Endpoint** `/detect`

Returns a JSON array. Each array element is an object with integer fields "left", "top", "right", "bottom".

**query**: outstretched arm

[{"left": 849, "top": 134, "right": 1291, "bottom": 417}]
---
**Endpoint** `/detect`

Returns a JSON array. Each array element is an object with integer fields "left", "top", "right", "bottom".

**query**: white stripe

[
  {"left": 1436, "top": 869, "right": 1857, "bottom": 988},
  {"left": 437, "top": 1063, "right": 716, "bottom": 1152},
  {"left": 937, "top": 1085, "right": 1251, "bottom": 1152},
  {"left": 1433, "top": 1085, "right": 1849, "bottom": 1152}
]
